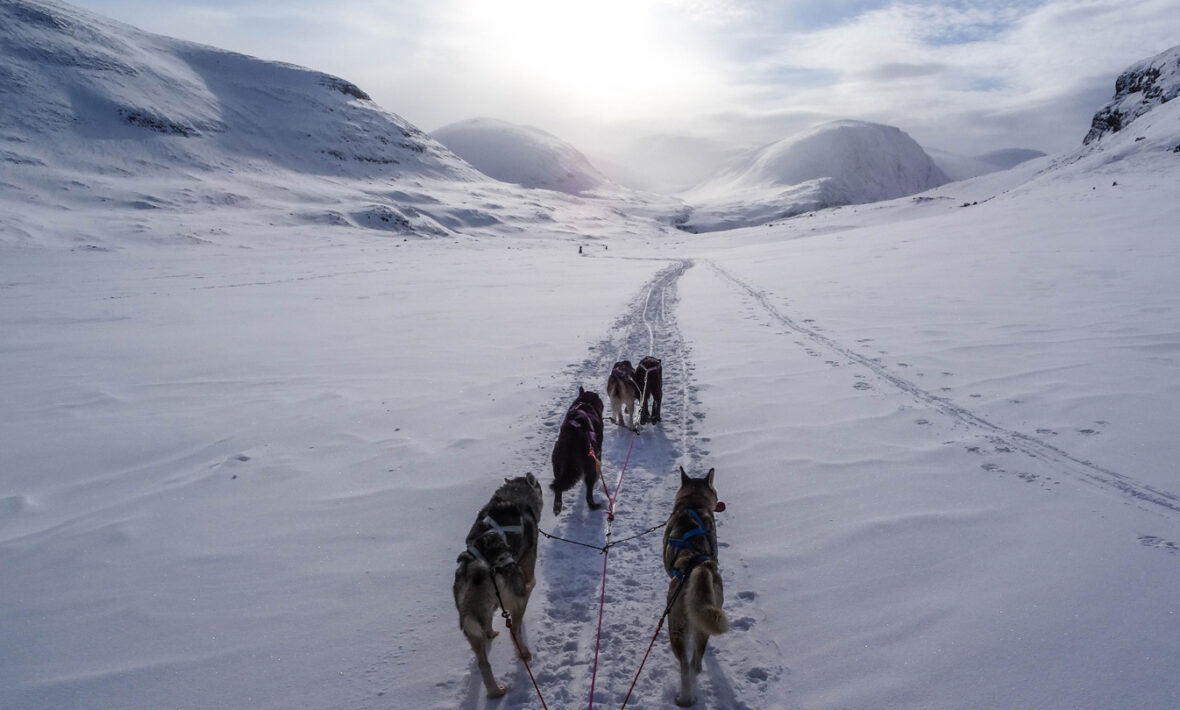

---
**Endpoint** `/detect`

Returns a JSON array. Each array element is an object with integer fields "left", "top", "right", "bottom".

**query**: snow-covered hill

[
  {"left": 680, "top": 120, "right": 950, "bottom": 231},
  {"left": 0, "top": 0, "right": 472, "bottom": 180},
  {"left": 431, "top": 118, "right": 609, "bottom": 195}
]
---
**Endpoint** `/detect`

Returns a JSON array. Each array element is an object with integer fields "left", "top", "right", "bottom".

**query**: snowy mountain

[
  {"left": 431, "top": 118, "right": 609, "bottom": 195},
  {"left": 680, "top": 120, "right": 951, "bottom": 231}
]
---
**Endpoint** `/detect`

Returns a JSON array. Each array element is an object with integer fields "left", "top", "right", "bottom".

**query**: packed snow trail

[
  {"left": 450, "top": 258, "right": 783, "bottom": 709},
  {"left": 705, "top": 260, "right": 1180, "bottom": 518}
]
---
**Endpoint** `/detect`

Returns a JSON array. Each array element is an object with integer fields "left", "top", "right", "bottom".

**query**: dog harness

[
  {"left": 466, "top": 514, "right": 526, "bottom": 570},
  {"left": 666, "top": 509, "right": 716, "bottom": 579}
]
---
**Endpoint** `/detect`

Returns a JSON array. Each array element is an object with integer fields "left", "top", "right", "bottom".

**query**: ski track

[
  {"left": 705, "top": 259, "right": 1180, "bottom": 519},
  {"left": 451, "top": 258, "right": 783, "bottom": 709}
]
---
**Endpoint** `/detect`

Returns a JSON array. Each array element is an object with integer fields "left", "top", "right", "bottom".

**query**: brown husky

[
  {"left": 607, "top": 360, "right": 641, "bottom": 429},
  {"left": 453, "top": 474, "right": 543, "bottom": 698},
  {"left": 663, "top": 466, "right": 729, "bottom": 706}
]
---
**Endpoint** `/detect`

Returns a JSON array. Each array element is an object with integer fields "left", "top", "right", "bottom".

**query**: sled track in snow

[
  {"left": 468, "top": 258, "right": 780, "bottom": 710},
  {"left": 707, "top": 260, "right": 1180, "bottom": 518}
]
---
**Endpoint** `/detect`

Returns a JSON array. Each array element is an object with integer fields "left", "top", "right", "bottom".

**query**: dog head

[
  {"left": 573, "top": 386, "right": 605, "bottom": 419},
  {"left": 674, "top": 466, "right": 718, "bottom": 512},
  {"left": 498, "top": 472, "right": 544, "bottom": 522},
  {"left": 638, "top": 355, "right": 662, "bottom": 370},
  {"left": 611, "top": 360, "right": 635, "bottom": 377}
]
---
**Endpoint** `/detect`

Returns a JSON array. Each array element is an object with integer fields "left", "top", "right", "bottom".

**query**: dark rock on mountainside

[{"left": 1084, "top": 46, "right": 1180, "bottom": 145}]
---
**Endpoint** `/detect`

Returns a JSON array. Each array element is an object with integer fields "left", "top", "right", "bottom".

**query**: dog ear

[
  {"left": 680, "top": 466, "right": 690, "bottom": 486},
  {"left": 705, "top": 468, "right": 715, "bottom": 488},
  {"left": 579, "top": 386, "right": 585, "bottom": 395}
]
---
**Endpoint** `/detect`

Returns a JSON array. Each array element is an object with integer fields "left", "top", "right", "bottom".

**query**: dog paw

[
  {"left": 675, "top": 693, "right": 696, "bottom": 707},
  {"left": 487, "top": 683, "right": 508, "bottom": 699},
  {"left": 518, "top": 647, "right": 532, "bottom": 662},
  {"left": 587, "top": 499, "right": 601, "bottom": 510}
]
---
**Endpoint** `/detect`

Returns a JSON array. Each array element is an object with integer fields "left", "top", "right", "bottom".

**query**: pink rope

[
  {"left": 588, "top": 547, "right": 611, "bottom": 709},
  {"left": 588, "top": 427, "right": 639, "bottom": 708}
]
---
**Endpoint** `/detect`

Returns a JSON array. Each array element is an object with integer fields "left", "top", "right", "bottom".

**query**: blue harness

[{"left": 666, "top": 509, "right": 715, "bottom": 578}]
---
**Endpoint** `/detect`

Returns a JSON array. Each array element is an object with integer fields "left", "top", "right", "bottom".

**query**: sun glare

[{"left": 459, "top": 0, "right": 712, "bottom": 119}]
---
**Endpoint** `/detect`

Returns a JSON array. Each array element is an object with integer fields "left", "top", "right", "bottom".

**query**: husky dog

[
  {"left": 550, "top": 387, "right": 605, "bottom": 516},
  {"left": 607, "top": 360, "right": 641, "bottom": 429},
  {"left": 636, "top": 355, "right": 663, "bottom": 424},
  {"left": 453, "top": 474, "right": 544, "bottom": 698},
  {"left": 663, "top": 466, "right": 729, "bottom": 706}
]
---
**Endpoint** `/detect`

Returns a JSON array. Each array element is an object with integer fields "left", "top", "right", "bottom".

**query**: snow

[{"left": 3, "top": 2, "right": 1180, "bottom": 709}]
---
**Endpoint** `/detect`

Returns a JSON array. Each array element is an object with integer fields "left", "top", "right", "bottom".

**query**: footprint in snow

[
  {"left": 1138, "top": 535, "right": 1179, "bottom": 554},
  {"left": 731, "top": 616, "right": 756, "bottom": 631}
]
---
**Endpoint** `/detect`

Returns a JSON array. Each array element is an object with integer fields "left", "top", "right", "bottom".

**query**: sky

[{"left": 64, "top": 0, "right": 1180, "bottom": 186}]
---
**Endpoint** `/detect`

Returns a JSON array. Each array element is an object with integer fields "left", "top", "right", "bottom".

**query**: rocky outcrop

[{"left": 1084, "top": 46, "right": 1180, "bottom": 145}]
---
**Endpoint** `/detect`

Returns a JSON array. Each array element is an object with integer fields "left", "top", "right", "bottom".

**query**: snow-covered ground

[{"left": 3, "top": 2, "right": 1180, "bottom": 709}]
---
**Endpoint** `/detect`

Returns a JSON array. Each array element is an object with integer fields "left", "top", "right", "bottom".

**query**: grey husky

[
  {"left": 663, "top": 467, "right": 729, "bottom": 706},
  {"left": 452, "top": 473, "right": 543, "bottom": 698}
]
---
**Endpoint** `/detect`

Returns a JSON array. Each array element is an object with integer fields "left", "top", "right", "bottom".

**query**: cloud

[{"left": 712, "top": 0, "right": 1180, "bottom": 153}]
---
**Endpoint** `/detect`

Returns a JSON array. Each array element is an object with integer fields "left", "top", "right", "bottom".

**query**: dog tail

[{"left": 686, "top": 564, "right": 729, "bottom": 635}]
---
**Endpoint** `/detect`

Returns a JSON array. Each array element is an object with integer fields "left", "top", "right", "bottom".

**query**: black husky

[
  {"left": 636, "top": 355, "right": 663, "bottom": 424},
  {"left": 550, "top": 387, "right": 604, "bottom": 516}
]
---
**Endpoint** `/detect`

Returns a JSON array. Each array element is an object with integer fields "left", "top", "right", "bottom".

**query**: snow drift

[
  {"left": 431, "top": 118, "right": 609, "bottom": 195},
  {"left": 680, "top": 120, "right": 950, "bottom": 232}
]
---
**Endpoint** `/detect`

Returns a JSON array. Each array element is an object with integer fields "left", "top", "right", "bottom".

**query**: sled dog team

[{"left": 453, "top": 357, "right": 730, "bottom": 707}]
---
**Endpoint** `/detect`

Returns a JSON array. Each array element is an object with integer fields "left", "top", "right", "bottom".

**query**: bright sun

[{"left": 457, "top": 0, "right": 715, "bottom": 119}]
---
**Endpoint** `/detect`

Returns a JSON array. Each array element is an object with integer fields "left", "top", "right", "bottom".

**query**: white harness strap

[{"left": 483, "top": 515, "right": 524, "bottom": 539}]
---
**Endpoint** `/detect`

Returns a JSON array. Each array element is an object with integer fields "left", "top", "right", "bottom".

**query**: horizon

[{"left": 47, "top": 0, "right": 1180, "bottom": 187}]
